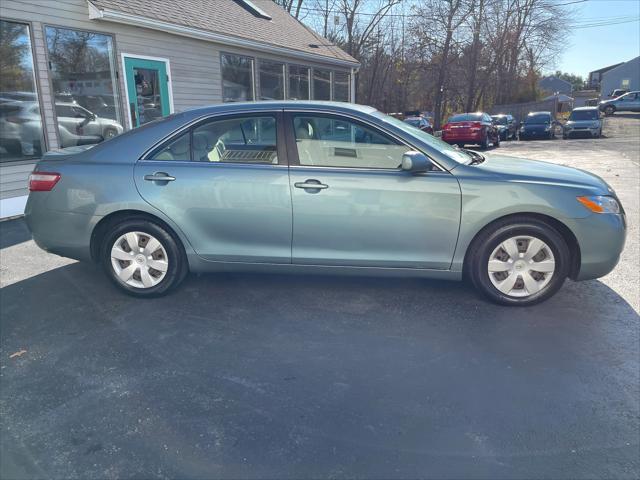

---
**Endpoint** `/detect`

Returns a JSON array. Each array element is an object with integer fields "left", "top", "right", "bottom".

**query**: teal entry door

[{"left": 124, "top": 57, "right": 171, "bottom": 127}]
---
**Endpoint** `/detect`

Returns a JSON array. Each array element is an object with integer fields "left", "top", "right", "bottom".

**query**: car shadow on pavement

[
  {"left": 0, "top": 218, "right": 31, "bottom": 249},
  {"left": 1, "top": 262, "right": 639, "bottom": 479}
]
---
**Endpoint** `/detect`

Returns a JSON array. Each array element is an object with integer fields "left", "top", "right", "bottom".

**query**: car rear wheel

[
  {"left": 494, "top": 135, "right": 500, "bottom": 148},
  {"left": 101, "top": 219, "right": 188, "bottom": 297},
  {"left": 468, "top": 219, "right": 570, "bottom": 306}
]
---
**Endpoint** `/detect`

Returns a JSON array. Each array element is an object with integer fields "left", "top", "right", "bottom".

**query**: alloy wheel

[
  {"left": 487, "top": 235, "right": 555, "bottom": 297},
  {"left": 110, "top": 231, "right": 169, "bottom": 288}
]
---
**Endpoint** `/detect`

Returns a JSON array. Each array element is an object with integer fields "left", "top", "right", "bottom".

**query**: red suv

[{"left": 441, "top": 112, "right": 500, "bottom": 149}]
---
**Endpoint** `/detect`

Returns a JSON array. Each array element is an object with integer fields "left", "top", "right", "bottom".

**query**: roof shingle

[{"left": 89, "top": 0, "right": 358, "bottom": 65}]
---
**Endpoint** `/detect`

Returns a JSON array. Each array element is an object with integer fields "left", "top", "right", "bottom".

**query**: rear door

[
  {"left": 134, "top": 111, "right": 293, "bottom": 263},
  {"left": 285, "top": 111, "right": 461, "bottom": 269}
]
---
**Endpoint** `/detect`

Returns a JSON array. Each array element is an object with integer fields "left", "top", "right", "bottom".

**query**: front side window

[
  {"left": 221, "top": 53, "right": 254, "bottom": 102},
  {"left": 192, "top": 116, "right": 278, "bottom": 164},
  {"left": 45, "top": 26, "right": 122, "bottom": 148},
  {"left": 313, "top": 69, "right": 331, "bottom": 100},
  {"left": 0, "top": 20, "right": 45, "bottom": 162},
  {"left": 293, "top": 114, "right": 408, "bottom": 169},
  {"left": 288, "top": 65, "right": 309, "bottom": 100},
  {"left": 258, "top": 60, "right": 284, "bottom": 100},
  {"left": 333, "top": 72, "right": 350, "bottom": 102}
]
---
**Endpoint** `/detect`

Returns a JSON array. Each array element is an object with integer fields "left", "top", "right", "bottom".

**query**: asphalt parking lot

[{"left": 1, "top": 114, "right": 638, "bottom": 479}]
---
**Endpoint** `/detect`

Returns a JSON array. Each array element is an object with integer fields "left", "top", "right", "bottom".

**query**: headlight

[
  {"left": 544, "top": 125, "right": 551, "bottom": 131},
  {"left": 577, "top": 195, "right": 620, "bottom": 214}
]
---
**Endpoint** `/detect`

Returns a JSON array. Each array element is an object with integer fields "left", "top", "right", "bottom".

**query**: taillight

[
  {"left": 470, "top": 121, "right": 483, "bottom": 132},
  {"left": 29, "top": 172, "right": 61, "bottom": 191},
  {"left": 443, "top": 124, "right": 451, "bottom": 130}
]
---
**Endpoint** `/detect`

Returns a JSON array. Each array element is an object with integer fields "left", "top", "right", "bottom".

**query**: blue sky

[{"left": 553, "top": 0, "right": 640, "bottom": 78}]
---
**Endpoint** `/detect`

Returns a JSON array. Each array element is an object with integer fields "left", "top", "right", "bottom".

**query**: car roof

[{"left": 183, "top": 101, "right": 378, "bottom": 116}]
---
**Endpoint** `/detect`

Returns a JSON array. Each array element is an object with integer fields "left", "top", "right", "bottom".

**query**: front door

[
  {"left": 134, "top": 112, "right": 292, "bottom": 263},
  {"left": 124, "top": 56, "right": 171, "bottom": 127},
  {"left": 286, "top": 112, "right": 461, "bottom": 269}
]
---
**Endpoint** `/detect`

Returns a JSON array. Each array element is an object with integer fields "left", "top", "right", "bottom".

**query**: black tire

[
  {"left": 604, "top": 106, "right": 615, "bottom": 116},
  {"left": 494, "top": 135, "right": 500, "bottom": 148},
  {"left": 480, "top": 136, "right": 489, "bottom": 149},
  {"left": 562, "top": 133, "right": 568, "bottom": 139},
  {"left": 467, "top": 218, "right": 570, "bottom": 306},
  {"left": 103, "top": 127, "right": 119, "bottom": 140},
  {"left": 101, "top": 218, "right": 188, "bottom": 297}
]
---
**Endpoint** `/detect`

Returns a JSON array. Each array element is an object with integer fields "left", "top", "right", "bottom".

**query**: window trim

[
  {"left": 43, "top": 23, "right": 124, "bottom": 148},
  {"left": 220, "top": 52, "right": 256, "bottom": 102},
  {"left": 142, "top": 111, "right": 287, "bottom": 167},
  {"left": 284, "top": 110, "right": 445, "bottom": 172},
  {"left": 0, "top": 17, "right": 48, "bottom": 162}
]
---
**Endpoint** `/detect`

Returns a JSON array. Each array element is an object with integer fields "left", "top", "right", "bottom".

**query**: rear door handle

[
  {"left": 144, "top": 172, "right": 175, "bottom": 182},
  {"left": 294, "top": 179, "right": 329, "bottom": 190}
]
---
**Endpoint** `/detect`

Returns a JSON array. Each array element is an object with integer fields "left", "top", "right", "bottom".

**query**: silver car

[
  {"left": 563, "top": 107, "right": 603, "bottom": 139},
  {"left": 25, "top": 101, "right": 626, "bottom": 306},
  {"left": 599, "top": 91, "right": 640, "bottom": 116}
]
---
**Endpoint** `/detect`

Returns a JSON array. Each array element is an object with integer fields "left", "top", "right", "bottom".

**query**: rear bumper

[
  {"left": 24, "top": 193, "right": 98, "bottom": 262},
  {"left": 569, "top": 212, "right": 626, "bottom": 281},
  {"left": 442, "top": 132, "right": 483, "bottom": 143}
]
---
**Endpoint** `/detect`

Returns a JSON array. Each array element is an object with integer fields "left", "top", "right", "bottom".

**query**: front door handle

[
  {"left": 144, "top": 172, "right": 175, "bottom": 182},
  {"left": 294, "top": 179, "right": 329, "bottom": 190}
]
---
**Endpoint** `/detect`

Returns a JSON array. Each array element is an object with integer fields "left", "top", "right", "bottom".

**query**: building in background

[
  {"left": 588, "top": 62, "right": 624, "bottom": 90},
  {"left": 0, "top": 0, "right": 359, "bottom": 218},
  {"left": 599, "top": 56, "right": 640, "bottom": 99},
  {"left": 538, "top": 76, "right": 573, "bottom": 96}
]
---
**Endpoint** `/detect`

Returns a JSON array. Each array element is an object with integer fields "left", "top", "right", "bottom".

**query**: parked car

[
  {"left": 491, "top": 114, "right": 517, "bottom": 140},
  {"left": 563, "top": 107, "right": 603, "bottom": 139},
  {"left": 0, "top": 101, "right": 43, "bottom": 157},
  {"left": 442, "top": 112, "right": 500, "bottom": 149},
  {"left": 607, "top": 88, "right": 629, "bottom": 99},
  {"left": 598, "top": 91, "right": 640, "bottom": 116},
  {"left": 518, "top": 111, "right": 557, "bottom": 140},
  {"left": 54, "top": 102, "right": 123, "bottom": 146},
  {"left": 403, "top": 115, "right": 433, "bottom": 134},
  {"left": 25, "top": 101, "right": 626, "bottom": 306}
]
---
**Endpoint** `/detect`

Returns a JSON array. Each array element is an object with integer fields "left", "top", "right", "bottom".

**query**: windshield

[
  {"left": 492, "top": 116, "right": 507, "bottom": 125},
  {"left": 569, "top": 110, "right": 599, "bottom": 121},
  {"left": 525, "top": 114, "right": 551, "bottom": 125},
  {"left": 448, "top": 113, "right": 482, "bottom": 122},
  {"left": 373, "top": 111, "right": 469, "bottom": 164}
]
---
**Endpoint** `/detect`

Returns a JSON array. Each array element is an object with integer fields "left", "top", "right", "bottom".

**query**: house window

[
  {"left": 333, "top": 71, "right": 350, "bottom": 102},
  {"left": 258, "top": 60, "right": 284, "bottom": 100},
  {"left": 288, "top": 65, "right": 309, "bottom": 100},
  {"left": 45, "top": 26, "right": 122, "bottom": 148},
  {"left": 221, "top": 53, "right": 254, "bottom": 102},
  {"left": 313, "top": 69, "right": 331, "bottom": 100},
  {"left": 0, "top": 20, "right": 45, "bottom": 162},
  {"left": 621, "top": 79, "right": 630, "bottom": 89}
]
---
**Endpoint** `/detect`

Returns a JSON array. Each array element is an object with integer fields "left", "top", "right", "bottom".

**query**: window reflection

[
  {"left": 333, "top": 72, "right": 350, "bottom": 102},
  {"left": 45, "top": 26, "right": 123, "bottom": 147},
  {"left": 313, "top": 69, "right": 331, "bottom": 100},
  {"left": 288, "top": 65, "right": 309, "bottom": 100},
  {"left": 222, "top": 53, "right": 254, "bottom": 102},
  {"left": 259, "top": 60, "right": 284, "bottom": 100},
  {"left": 0, "top": 20, "right": 44, "bottom": 162}
]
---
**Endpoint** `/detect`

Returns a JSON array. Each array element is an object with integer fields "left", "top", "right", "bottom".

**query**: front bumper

[
  {"left": 569, "top": 212, "right": 626, "bottom": 281},
  {"left": 564, "top": 127, "right": 600, "bottom": 137}
]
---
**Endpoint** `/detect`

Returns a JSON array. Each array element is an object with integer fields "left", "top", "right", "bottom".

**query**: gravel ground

[{"left": 0, "top": 114, "right": 638, "bottom": 479}]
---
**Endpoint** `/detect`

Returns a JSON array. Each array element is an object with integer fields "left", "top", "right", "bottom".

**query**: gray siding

[
  {"left": 0, "top": 0, "right": 352, "bottom": 209},
  {"left": 601, "top": 57, "right": 640, "bottom": 97}
]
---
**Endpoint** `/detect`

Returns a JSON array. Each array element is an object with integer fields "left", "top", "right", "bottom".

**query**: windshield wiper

[{"left": 462, "top": 149, "right": 485, "bottom": 165}]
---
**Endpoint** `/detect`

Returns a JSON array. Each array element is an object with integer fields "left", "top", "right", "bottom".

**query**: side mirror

[{"left": 401, "top": 151, "right": 430, "bottom": 173}]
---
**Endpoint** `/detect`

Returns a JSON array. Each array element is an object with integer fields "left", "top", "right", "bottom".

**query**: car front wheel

[
  {"left": 468, "top": 218, "right": 570, "bottom": 306},
  {"left": 102, "top": 219, "right": 188, "bottom": 297},
  {"left": 604, "top": 106, "right": 615, "bottom": 116}
]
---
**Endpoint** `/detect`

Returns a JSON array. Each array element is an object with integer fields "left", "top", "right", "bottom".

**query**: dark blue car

[{"left": 519, "top": 111, "right": 557, "bottom": 140}]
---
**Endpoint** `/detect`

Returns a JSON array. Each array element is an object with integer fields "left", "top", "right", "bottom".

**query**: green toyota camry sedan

[{"left": 25, "top": 102, "right": 626, "bottom": 305}]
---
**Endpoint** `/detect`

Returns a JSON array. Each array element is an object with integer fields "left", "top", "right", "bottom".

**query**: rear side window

[
  {"left": 192, "top": 116, "right": 277, "bottom": 164},
  {"left": 150, "top": 132, "right": 191, "bottom": 161}
]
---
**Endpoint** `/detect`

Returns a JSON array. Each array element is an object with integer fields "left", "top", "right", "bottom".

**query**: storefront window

[
  {"left": 313, "top": 69, "right": 331, "bottom": 101},
  {"left": 221, "top": 53, "right": 254, "bottom": 102},
  {"left": 45, "top": 26, "right": 122, "bottom": 148},
  {"left": 0, "top": 20, "right": 44, "bottom": 162},
  {"left": 333, "top": 71, "right": 350, "bottom": 102},
  {"left": 258, "top": 60, "right": 285, "bottom": 100},
  {"left": 288, "top": 65, "right": 309, "bottom": 100}
]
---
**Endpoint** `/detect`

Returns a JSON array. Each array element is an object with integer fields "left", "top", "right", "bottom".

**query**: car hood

[
  {"left": 566, "top": 120, "right": 600, "bottom": 127},
  {"left": 521, "top": 124, "right": 549, "bottom": 131},
  {"left": 471, "top": 154, "right": 610, "bottom": 192}
]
